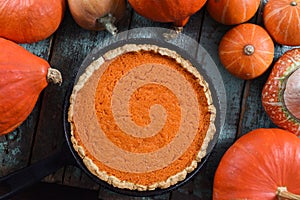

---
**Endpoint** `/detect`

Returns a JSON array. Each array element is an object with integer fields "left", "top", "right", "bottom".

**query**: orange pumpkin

[
  {"left": 68, "top": 0, "right": 126, "bottom": 35},
  {"left": 213, "top": 128, "right": 300, "bottom": 200},
  {"left": 262, "top": 48, "right": 300, "bottom": 136},
  {"left": 264, "top": 0, "right": 300, "bottom": 46},
  {"left": 0, "top": 0, "right": 65, "bottom": 44},
  {"left": 0, "top": 38, "right": 62, "bottom": 136},
  {"left": 128, "top": 0, "right": 207, "bottom": 27},
  {"left": 218, "top": 23, "right": 274, "bottom": 80},
  {"left": 206, "top": 0, "right": 260, "bottom": 25}
]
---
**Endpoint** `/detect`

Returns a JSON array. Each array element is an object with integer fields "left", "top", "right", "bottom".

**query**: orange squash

[
  {"left": 68, "top": 0, "right": 126, "bottom": 35},
  {"left": 213, "top": 128, "right": 300, "bottom": 200},
  {"left": 128, "top": 0, "right": 207, "bottom": 27},
  {"left": 218, "top": 23, "right": 274, "bottom": 80},
  {"left": 264, "top": 0, "right": 300, "bottom": 46},
  {"left": 207, "top": 0, "right": 260, "bottom": 25},
  {"left": 0, "top": 38, "right": 62, "bottom": 136},
  {"left": 262, "top": 48, "right": 300, "bottom": 136},
  {"left": 0, "top": 0, "right": 65, "bottom": 44}
]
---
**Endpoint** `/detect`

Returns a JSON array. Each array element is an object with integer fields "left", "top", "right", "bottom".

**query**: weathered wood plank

[
  {"left": 194, "top": 7, "right": 251, "bottom": 198},
  {"left": 98, "top": 187, "right": 170, "bottom": 200},
  {"left": 0, "top": 127, "right": 34, "bottom": 176},
  {"left": 199, "top": 10, "right": 244, "bottom": 166},
  {"left": 0, "top": 39, "right": 52, "bottom": 176},
  {"left": 63, "top": 165, "right": 100, "bottom": 190},
  {"left": 9, "top": 182, "right": 99, "bottom": 200},
  {"left": 238, "top": 74, "right": 277, "bottom": 137},
  {"left": 29, "top": 5, "right": 133, "bottom": 190},
  {"left": 237, "top": 0, "right": 297, "bottom": 137},
  {"left": 30, "top": 10, "right": 103, "bottom": 187}
]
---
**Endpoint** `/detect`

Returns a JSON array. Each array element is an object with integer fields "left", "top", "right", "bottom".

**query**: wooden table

[{"left": 0, "top": 1, "right": 291, "bottom": 199}]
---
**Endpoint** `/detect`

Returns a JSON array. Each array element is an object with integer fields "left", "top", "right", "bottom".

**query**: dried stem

[
  {"left": 277, "top": 187, "right": 300, "bottom": 200},
  {"left": 243, "top": 44, "right": 255, "bottom": 56},
  {"left": 47, "top": 68, "right": 62, "bottom": 85},
  {"left": 97, "top": 13, "right": 118, "bottom": 35}
]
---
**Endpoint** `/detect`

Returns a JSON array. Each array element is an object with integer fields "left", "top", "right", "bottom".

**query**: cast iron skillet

[{"left": 0, "top": 31, "right": 224, "bottom": 199}]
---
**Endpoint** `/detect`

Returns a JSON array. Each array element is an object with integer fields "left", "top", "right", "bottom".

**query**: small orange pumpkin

[
  {"left": 68, "top": 0, "right": 126, "bottom": 35},
  {"left": 263, "top": 0, "right": 300, "bottom": 46},
  {"left": 128, "top": 0, "right": 207, "bottom": 27},
  {"left": 262, "top": 48, "right": 300, "bottom": 136},
  {"left": 0, "top": 38, "right": 62, "bottom": 136},
  {"left": 0, "top": 0, "right": 65, "bottom": 44},
  {"left": 213, "top": 128, "right": 300, "bottom": 199},
  {"left": 206, "top": 0, "right": 260, "bottom": 25},
  {"left": 218, "top": 23, "right": 274, "bottom": 80}
]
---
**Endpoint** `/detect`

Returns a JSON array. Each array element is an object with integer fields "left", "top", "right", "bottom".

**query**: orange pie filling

[{"left": 68, "top": 44, "right": 216, "bottom": 190}]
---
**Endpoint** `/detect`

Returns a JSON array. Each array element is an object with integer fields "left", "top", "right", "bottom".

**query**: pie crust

[{"left": 68, "top": 44, "right": 216, "bottom": 191}]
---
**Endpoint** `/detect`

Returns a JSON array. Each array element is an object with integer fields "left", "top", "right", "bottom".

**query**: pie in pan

[{"left": 68, "top": 44, "right": 216, "bottom": 191}]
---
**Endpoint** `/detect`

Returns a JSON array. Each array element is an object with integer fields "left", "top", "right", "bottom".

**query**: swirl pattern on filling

[{"left": 68, "top": 44, "right": 216, "bottom": 190}]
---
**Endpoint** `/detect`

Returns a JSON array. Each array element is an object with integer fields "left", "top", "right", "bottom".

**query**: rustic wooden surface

[{"left": 0, "top": 1, "right": 294, "bottom": 199}]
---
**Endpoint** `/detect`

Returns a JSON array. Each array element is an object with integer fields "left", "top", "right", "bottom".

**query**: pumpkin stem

[
  {"left": 97, "top": 13, "right": 118, "bottom": 35},
  {"left": 47, "top": 68, "right": 62, "bottom": 86},
  {"left": 243, "top": 44, "right": 255, "bottom": 56},
  {"left": 291, "top": 1, "right": 297, "bottom": 6},
  {"left": 277, "top": 186, "right": 300, "bottom": 200}
]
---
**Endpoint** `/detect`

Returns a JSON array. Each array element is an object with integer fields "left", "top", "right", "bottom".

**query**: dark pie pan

[{"left": 0, "top": 28, "right": 226, "bottom": 199}]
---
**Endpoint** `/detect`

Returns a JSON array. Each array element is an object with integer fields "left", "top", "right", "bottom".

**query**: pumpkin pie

[{"left": 68, "top": 44, "right": 216, "bottom": 191}]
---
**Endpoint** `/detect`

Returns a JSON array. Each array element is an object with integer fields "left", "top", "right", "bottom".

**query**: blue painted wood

[{"left": 237, "top": 0, "right": 298, "bottom": 138}]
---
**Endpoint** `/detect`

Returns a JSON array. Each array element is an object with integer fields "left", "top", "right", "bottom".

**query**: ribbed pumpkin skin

[
  {"left": 264, "top": 0, "right": 300, "bottom": 46},
  {"left": 213, "top": 128, "right": 300, "bottom": 200},
  {"left": 0, "top": 38, "right": 49, "bottom": 135},
  {"left": 207, "top": 0, "right": 260, "bottom": 25},
  {"left": 128, "top": 0, "right": 207, "bottom": 27},
  {"left": 262, "top": 48, "right": 300, "bottom": 136},
  {"left": 219, "top": 23, "right": 274, "bottom": 80},
  {"left": 0, "top": 0, "right": 65, "bottom": 44}
]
